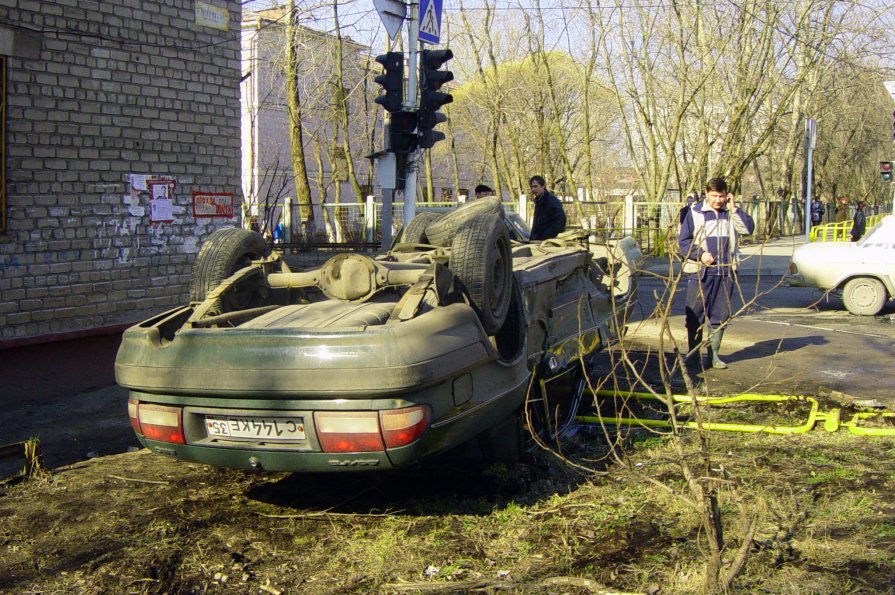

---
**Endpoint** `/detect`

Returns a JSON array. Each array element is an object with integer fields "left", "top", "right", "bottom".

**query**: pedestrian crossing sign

[{"left": 418, "top": 0, "right": 442, "bottom": 45}]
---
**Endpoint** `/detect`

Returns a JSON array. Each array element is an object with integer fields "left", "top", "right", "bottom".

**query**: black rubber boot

[
  {"left": 708, "top": 328, "right": 728, "bottom": 369},
  {"left": 685, "top": 326, "right": 703, "bottom": 367}
]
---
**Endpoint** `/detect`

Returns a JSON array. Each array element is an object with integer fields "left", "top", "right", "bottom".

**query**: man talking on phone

[{"left": 678, "top": 178, "right": 755, "bottom": 369}]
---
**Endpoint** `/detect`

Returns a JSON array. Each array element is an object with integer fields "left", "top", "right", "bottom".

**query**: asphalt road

[
  {"left": 629, "top": 274, "right": 895, "bottom": 405},
  {"left": 2, "top": 272, "right": 894, "bottom": 478}
]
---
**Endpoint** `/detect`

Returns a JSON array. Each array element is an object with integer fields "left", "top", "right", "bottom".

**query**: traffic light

[
  {"left": 881, "top": 161, "right": 893, "bottom": 183},
  {"left": 374, "top": 52, "right": 404, "bottom": 113},
  {"left": 418, "top": 49, "right": 454, "bottom": 149},
  {"left": 389, "top": 110, "right": 419, "bottom": 154}
]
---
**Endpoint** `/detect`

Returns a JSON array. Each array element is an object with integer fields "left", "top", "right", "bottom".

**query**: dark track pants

[{"left": 685, "top": 274, "right": 734, "bottom": 331}]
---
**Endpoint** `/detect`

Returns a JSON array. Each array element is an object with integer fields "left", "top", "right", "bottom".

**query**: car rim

[{"left": 853, "top": 282, "right": 877, "bottom": 308}]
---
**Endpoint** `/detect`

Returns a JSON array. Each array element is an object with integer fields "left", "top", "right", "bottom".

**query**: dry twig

[{"left": 107, "top": 475, "right": 170, "bottom": 485}]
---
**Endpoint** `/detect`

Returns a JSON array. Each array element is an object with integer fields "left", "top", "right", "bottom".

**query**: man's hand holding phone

[{"left": 727, "top": 192, "right": 736, "bottom": 211}]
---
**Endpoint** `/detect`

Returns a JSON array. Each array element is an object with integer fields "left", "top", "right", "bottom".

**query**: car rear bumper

[{"left": 130, "top": 372, "right": 528, "bottom": 472}]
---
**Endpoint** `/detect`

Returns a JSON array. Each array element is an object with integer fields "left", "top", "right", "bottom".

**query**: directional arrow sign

[
  {"left": 374, "top": 0, "right": 406, "bottom": 41},
  {"left": 418, "top": 0, "right": 442, "bottom": 45}
]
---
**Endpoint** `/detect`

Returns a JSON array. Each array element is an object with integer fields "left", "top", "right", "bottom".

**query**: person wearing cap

[{"left": 474, "top": 184, "right": 494, "bottom": 199}]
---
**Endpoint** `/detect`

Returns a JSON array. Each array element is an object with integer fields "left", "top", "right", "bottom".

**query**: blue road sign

[{"left": 418, "top": 0, "right": 442, "bottom": 45}]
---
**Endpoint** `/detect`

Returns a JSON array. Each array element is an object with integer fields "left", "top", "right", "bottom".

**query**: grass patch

[{"left": 806, "top": 467, "right": 860, "bottom": 485}]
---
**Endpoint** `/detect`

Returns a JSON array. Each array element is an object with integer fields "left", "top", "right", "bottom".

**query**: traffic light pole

[
  {"left": 804, "top": 118, "right": 816, "bottom": 242},
  {"left": 402, "top": 1, "right": 420, "bottom": 227}
]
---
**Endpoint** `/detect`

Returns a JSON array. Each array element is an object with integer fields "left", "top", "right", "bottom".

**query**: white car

[{"left": 787, "top": 215, "right": 895, "bottom": 315}]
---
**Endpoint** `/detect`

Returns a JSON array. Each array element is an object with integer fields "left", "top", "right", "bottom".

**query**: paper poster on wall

[
  {"left": 148, "top": 179, "right": 176, "bottom": 222},
  {"left": 192, "top": 191, "right": 235, "bottom": 218},
  {"left": 149, "top": 198, "right": 173, "bottom": 222},
  {"left": 129, "top": 174, "right": 177, "bottom": 212}
]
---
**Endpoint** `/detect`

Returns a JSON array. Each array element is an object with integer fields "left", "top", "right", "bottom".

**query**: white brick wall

[{"left": 0, "top": 0, "right": 243, "bottom": 341}]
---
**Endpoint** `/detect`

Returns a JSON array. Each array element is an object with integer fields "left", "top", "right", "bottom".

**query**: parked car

[
  {"left": 787, "top": 214, "right": 895, "bottom": 315},
  {"left": 115, "top": 200, "right": 641, "bottom": 472}
]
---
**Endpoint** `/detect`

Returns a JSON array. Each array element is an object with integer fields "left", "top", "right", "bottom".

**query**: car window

[{"left": 505, "top": 213, "right": 531, "bottom": 242}]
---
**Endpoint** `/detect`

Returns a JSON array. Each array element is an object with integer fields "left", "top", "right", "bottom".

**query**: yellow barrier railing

[
  {"left": 577, "top": 389, "right": 895, "bottom": 436},
  {"left": 810, "top": 214, "right": 886, "bottom": 242}
]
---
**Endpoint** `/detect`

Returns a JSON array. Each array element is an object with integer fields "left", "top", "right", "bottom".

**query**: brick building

[{"left": 0, "top": 1, "right": 243, "bottom": 344}]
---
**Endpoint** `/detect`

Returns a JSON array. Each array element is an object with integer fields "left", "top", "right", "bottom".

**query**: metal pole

[
  {"left": 403, "top": 0, "right": 420, "bottom": 227},
  {"left": 805, "top": 153, "right": 814, "bottom": 242},
  {"left": 804, "top": 118, "right": 816, "bottom": 242},
  {"left": 380, "top": 188, "right": 393, "bottom": 249}
]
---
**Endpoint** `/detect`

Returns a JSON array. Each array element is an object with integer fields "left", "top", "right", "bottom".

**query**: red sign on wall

[{"left": 192, "top": 192, "right": 234, "bottom": 218}]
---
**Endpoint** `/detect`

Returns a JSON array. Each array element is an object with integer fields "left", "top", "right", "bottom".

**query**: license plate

[{"left": 205, "top": 416, "right": 306, "bottom": 441}]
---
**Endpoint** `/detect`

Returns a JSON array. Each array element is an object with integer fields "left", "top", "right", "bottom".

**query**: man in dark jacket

[
  {"left": 528, "top": 175, "right": 566, "bottom": 241},
  {"left": 810, "top": 197, "right": 825, "bottom": 227},
  {"left": 850, "top": 201, "right": 866, "bottom": 241}
]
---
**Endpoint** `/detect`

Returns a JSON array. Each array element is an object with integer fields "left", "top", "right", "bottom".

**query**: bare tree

[{"left": 285, "top": 0, "right": 315, "bottom": 232}]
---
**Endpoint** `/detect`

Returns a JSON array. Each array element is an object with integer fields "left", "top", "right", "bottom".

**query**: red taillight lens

[
  {"left": 314, "top": 411, "right": 385, "bottom": 453},
  {"left": 380, "top": 406, "right": 430, "bottom": 448},
  {"left": 137, "top": 403, "right": 186, "bottom": 445},
  {"left": 128, "top": 398, "right": 142, "bottom": 434},
  {"left": 313, "top": 407, "right": 431, "bottom": 453}
]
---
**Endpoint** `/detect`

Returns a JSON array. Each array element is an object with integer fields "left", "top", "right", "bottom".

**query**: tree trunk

[{"left": 286, "top": 1, "right": 314, "bottom": 233}]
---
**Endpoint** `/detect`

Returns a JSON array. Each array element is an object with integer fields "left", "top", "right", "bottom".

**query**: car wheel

[
  {"left": 398, "top": 211, "right": 444, "bottom": 244},
  {"left": 842, "top": 277, "right": 887, "bottom": 316},
  {"left": 449, "top": 213, "right": 513, "bottom": 335},
  {"left": 425, "top": 197, "right": 504, "bottom": 247},
  {"left": 189, "top": 228, "right": 270, "bottom": 311}
]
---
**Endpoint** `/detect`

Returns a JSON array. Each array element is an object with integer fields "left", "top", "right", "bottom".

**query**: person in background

[
  {"left": 272, "top": 221, "right": 285, "bottom": 245},
  {"left": 678, "top": 177, "right": 755, "bottom": 370},
  {"left": 850, "top": 200, "right": 866, "bottom": 242},
  {"left": 835, "top": 196, "right": 849, "bottom": 223},
  {"left": 474, "top": 184, "right": 494, "bottom": 199},
  {"left": 810, "top": 196, "right": 825, "bottom": 228},
  {"left": 679, "top": 191, "right": 698, "bottom": 224},
  {"left": 528, "top": 175, "right": 566, "bottom": 241}
]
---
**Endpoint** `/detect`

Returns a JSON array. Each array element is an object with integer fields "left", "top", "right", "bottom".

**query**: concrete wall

[{"left": 0, "top": 0, "right": 243, "bottom": 343}]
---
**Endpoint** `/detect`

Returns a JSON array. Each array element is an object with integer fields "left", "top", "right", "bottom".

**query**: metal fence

[
  {"left": 271, "top": 194, "right": 891, "bottom": 262},
  {"left": 809, "top": 214, "right": 887, "bottom": 242}
]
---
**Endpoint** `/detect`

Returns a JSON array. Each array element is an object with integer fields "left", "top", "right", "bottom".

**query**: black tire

[
  {"left": 189, "top": 228, "right": 270, "bottom": 310},
  {"left": 842, "top": 277, "right": 887, "bottom": 316},
  {"left": 399, "top": 211, "right": 444, "bottom": 244},
  {"left": 449, "top": 213, "right": 513, "bottom": 334},
  {"left": 425, "top": 197, "right": 504, "bottom": 247}
]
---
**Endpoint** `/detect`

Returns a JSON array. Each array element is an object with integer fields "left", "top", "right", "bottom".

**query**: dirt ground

[
  {"left": 2, "top": 402, "right": 894, "bottom": 594},
  {"left": 3, "top": 340, "right": 895, "bottom": 594}
]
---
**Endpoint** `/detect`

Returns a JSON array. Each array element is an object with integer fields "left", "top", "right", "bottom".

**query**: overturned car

[{"left": 115, "top": 199, "right": 641, "bottom": 472}]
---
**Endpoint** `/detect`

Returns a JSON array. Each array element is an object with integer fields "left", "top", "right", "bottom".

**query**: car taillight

[
  {"left": 313, "top": 406, "right": 431, "bottom": 453},
  {"left": 314, "top": 411, "right": 385, "bottom": 452},
  {"left": 136, "top": 402, "right": 185, "bottom": 445},
  {"left": 128, "top": 398, "right": 141, "bottom": 434},
  {"left": 380, "top": 406, "right": 430, "bottom": 448}
]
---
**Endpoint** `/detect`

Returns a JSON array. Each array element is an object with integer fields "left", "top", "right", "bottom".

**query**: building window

[{"left": 0, "top": 56, "right": 6, "bottom": 235}]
